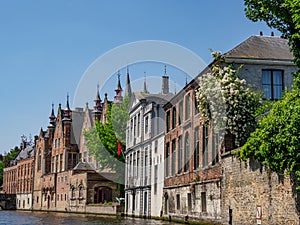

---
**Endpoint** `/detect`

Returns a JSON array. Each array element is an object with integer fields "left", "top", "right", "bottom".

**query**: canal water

[{"left": 0, "top": 211, "right": 179, "bottom": 225}]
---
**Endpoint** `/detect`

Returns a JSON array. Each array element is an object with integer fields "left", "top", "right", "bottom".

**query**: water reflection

[{"left": 0, "top": 211, "right": 177, "bottom": 225}]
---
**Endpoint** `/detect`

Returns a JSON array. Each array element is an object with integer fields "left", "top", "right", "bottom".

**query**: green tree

[
  {"left": 0, "top": 146, "right": 19, "bottom": 186},
  {"left": 0, "top": 161, "right": 4, "bottom": 186},
  {"left": 111, "top": 95, "right": 130, "bottom": 144},
  {"left": 237, "top": 0, "right": 300, "bottom": 189},
  {"left": 236, "top": 88, "right": 300, "bottom": 171},
  {"left": 84, "top": 96, "right": 129, "bottom": 183}
]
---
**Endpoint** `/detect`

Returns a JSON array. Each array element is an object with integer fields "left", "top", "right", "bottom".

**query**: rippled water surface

[{"left": 0, "top": 211, "right": 178, "bottom": 225}]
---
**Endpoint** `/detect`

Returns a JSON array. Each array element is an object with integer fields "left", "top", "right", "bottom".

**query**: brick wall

[{"left": 221, "top": 153, "right": 300, "bottom": 225}]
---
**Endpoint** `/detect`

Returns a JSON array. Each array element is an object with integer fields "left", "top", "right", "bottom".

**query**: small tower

[
  {"left": 114, "top": 71, "right": 123, "bottom": 103},
  {"left": 48, "top": 103, "right": 56, "bottom": 142},
  {"left": 93, "top": 84, "right": 102, "bottom": 121},
  {"left": 49, "top": 103, "right": 56, "bottom": 127},
  {"left": 63, "top": 94, "right": 71, "bottom": 121},
  {"left": 63, "top": 94, "right": 72, "bottom": 147}
]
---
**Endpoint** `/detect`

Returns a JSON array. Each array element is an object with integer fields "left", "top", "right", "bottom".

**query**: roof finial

[
  {"left": 95, "top": 83, "right": 101, "bottom": 101},
  {"left": 164, "top": 64, "right": 167, "bottom": 75},
  {"left": 66, "top": 93, "right": 70, "bottom": 110},
  {"left": 185, "top": 75, "right": 188, "bottom": 85},
  {"left": 143, "top": 71, "right": 148, "bottom": 93},
  {"left": 116, "top": 71, "right": 122, "bottom": 90}
]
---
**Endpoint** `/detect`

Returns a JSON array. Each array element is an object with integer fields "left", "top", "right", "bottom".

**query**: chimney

[
  {"left": 260, "top": 31, "right": 263, "bottom": 36},
  {"left": 271, "top": 31, "right": 274, "bottom": 36},
  {"left": 162, "top": 76, "right": 169, "bottom": 94}
]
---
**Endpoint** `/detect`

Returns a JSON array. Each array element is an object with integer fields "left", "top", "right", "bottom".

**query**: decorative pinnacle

[
  {"left": 66, "top": 93, "right": 70, "bottom": 110},
  {"left": 116, "top": 71, "right": 122, "bottom": 90}
]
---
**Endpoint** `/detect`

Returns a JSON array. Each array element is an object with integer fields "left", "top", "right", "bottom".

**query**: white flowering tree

[{"left": 195, "top": 52, "right": 261, "bottom": 147}]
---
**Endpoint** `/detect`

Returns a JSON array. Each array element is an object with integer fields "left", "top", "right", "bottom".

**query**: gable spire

[
  {"left": 125, "top": 66, "right": 132, "bottom": 97},
  {"left": 143, "top": 71, "right": 149, "bottom": 93},
  {"left": 95, "top": 83, "right": 101, "bottom": 102},
  {"left": 116, "top": 71, "right": 122, "bottom": 90}
]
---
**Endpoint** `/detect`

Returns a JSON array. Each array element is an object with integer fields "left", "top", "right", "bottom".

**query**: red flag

[{"left": 117, "top": 139, "right": 122, "bottom": 156}]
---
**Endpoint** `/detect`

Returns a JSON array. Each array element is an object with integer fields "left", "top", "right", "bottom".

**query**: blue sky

[{"left": 0, "top": 0, "right": 274, "bottom": 154}]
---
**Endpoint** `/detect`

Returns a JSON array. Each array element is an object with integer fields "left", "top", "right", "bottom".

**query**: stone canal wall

[{"left": 221, "top": 152, "right": 300, "bottom": 225}]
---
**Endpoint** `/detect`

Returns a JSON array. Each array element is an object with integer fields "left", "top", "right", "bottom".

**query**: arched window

[
  {"left": 79, "top": 186, "right": 83, "bottom": 199},
  {"left": 71, "top": 187, "right": 76, "bottom": 199},
  {"left": 203, "top": 125, "right": 209, "bottom": 167},
  {"left": 185, "top": 94, "right": 190, "bottom": 120},
  {"left": 194, "top": 127, "right": 200, "bottom": 169},
  {"left": 177, "top": 136, "right": 182, "bottom": 174},
  {"left": 37, "top": 150, "right": 41, "bottom": 171},
  {"left": 184, "top": 132, "right": 190, "bottom": 172}
]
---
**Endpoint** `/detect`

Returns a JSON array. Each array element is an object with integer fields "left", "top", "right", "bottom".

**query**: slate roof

[
  {"left": 15, "top": 145, "right": 35, "bottom": 161},
  {"left": 70, "top": 109, "right": 85, "bottom": 147},
  {"left": 73, "top": 162, "right": 95, "bottom": 171},
  {"left": 225, "top": 35, "right": 293, "bottom": 61},
  {"left": 133, "top": 92, "right": 174, "bottom": 105}
]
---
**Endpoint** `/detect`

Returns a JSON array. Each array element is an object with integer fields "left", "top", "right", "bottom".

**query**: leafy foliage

[
  {"left": 0, "top": 162, "right": 4, "bottom": 186},
  {"left": 196, "top": 52, "right": 261, "bottom": 147},
  {"left": 237, "top": 88, "right": 300, "bottom": 184},
  {"left": 84, "top": 96, "right": 129, "bottom": 180},
  {"left": 238, "top": 0, "right": 300, "bottom": 189},
  {"left": 111, "top": 95, "right": 130, "bottom": 144},
  {"left": 0, "top": 146, "right": 19, "bottom": 186}
]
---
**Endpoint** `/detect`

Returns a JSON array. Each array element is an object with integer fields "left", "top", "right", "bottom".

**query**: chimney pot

[{"left": 260, "top": 31, "right": 263, "bottom": 36}]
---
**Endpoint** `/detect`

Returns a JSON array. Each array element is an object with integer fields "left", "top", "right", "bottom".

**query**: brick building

[
  {"left": 3, "top": 75, "right": 127, "bottom": 214},
  {"left": 163, "top": 67, "right": 222, "bottom": 222},
  {"left": 32, "top": 80, "right": 124, "bottom": 212},
  {"left": 3, "top": 142, "right": 35, "bottom": 210},
  {"left": 163, "top": 35, "right": 298, "bottom": 224}
]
